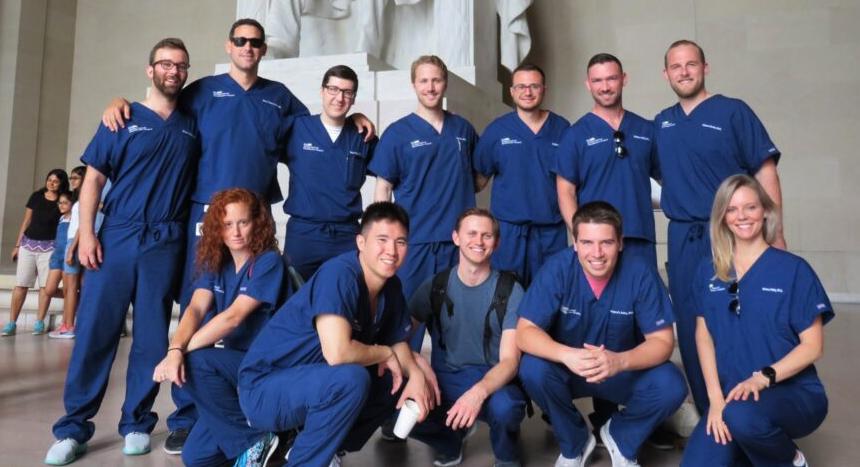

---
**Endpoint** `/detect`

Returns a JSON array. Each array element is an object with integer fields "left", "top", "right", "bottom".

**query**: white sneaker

[
  {"left": 794, "top": 449, "right": 809, "bottom": 467},
  {"left": 600, "top": 420, "right": 640, "bottom": 467},
  {"left": 554, "top": 432, "right": 596, "bottom": 467},
  {"left": 44, "top": 438, "right": 87, "bottom": 465},
  {"left": 122, "top": 432, "right": 150, "bottom": 456},
  {"left": 329, "top": 452, "right": 343, "bottom": 467}
]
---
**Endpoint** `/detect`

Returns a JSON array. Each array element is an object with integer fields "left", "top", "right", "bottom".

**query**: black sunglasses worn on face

[
  {"left": 728, "top": 281, "right": 740, "bottom": 316},
  {"left": 230, "top": 36, "right": 265, "bottom": 48},
  {"left": 613, "top": 130, "right": 628, "bottom": 158}
]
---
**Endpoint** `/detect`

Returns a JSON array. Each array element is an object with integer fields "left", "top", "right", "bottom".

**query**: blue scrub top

[
  {"left": 179, "top": 74, "right": 309, "bottom": 204},
  {"left": 368, "top": 112, "right": 478, "bottom": 243},
  {"left": 282, "top": 115, "right": 377, "bottom": 223},
  {"left": 193, "top": 250, "right": 285, "bottom": 351},
  {"left": 556, "top": 111, "right": 660, "bottom": 242},
  {"left": 694, "top": 248, "right": 834, "bottom": 392},
  {"left": 473, "top": 111, "right": 569, "bottom": 224},
  {"left": 81, "top": 102, "right": 198, "bottom": 223},
  {"left": 654, "top": 95, "right": 780, "bottom": 221},
  {"left": 518, "top": 249, "right": 674, "bottom": 352},
  {"left": 240, "top": 252, "right": 411, "bottom": 375}
]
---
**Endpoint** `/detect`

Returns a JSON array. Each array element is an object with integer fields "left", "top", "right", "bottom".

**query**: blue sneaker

[
  {"left": 1, "top": 322, "right": 16, "bottom": 336},
  {"left": 33, "top": 320, "right": 46, "bottom": 335},
  {"left": 44, "top": 438, "right": 87, "bottom": 465},
  {"left": 234, "top": 432, "right": 278, "bottom": 467}
]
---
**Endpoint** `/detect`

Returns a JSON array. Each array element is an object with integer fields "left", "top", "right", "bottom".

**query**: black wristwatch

[{"left": 761, "top": 366, "right": 777, "bottom": 386}]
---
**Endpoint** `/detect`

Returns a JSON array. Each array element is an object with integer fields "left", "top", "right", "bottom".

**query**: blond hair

[{"left": 410, "top": 55, "right": 448, "bottom": 83}]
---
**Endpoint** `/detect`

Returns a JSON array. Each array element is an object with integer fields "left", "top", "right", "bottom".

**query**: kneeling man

[
  {"left": 517, "top": 201, "right": 686, "bottom": 467},
  {"left": 408, "top": 208, "right": 527, "bottom": 466},
  {"left": 237, "top": 202, "right": 432, "bottom": 466}
]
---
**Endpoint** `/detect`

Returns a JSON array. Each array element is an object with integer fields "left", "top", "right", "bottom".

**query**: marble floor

[{"left": 1, "top": 305, "right": 857, "bottom": 466}]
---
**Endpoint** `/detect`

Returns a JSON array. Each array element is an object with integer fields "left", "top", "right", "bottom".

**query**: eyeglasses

[
  {"left": 230, "top": 36, "right": 265, "bottom": 48},
  {"left": 152, "top": 60, "right": 190, "bottom": 72},
  {"left": 613, "top": 131, "right": 628, "bottom": 158},
  {"left": 323, "top": 85, "right": 356, "bottom": 99},
  {"left": 728, "top": 281, "right": 740, "bottom": 316},
  {"left": 511, "top": 83, "right": 543, "bottom": 92}
]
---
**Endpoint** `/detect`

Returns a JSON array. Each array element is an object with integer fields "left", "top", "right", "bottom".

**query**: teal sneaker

[
  {"left": 33, "top": 320, "right": 46, "bottom": 335},
  {"left": 1, "top": 322, "right": 16, "bottom": 336},
  {"left": 44, "top": 438, "right": 87, "bottom": 465},
  {"left": 122, "top": 432, "right": 150, "bottom": 456},
  {"left": 233, "top": 432, "right": 278, "bottom": 467}
]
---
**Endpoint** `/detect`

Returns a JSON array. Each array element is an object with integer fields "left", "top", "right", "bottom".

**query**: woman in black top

[{"left": 3, "top": 169, "right": 69, "bottom": 336}]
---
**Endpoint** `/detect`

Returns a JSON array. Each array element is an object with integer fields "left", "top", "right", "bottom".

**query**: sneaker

[
  {"left": 433, "top": 424, "right": 477, "bottom": 467},
  {"left": 48, "top": 325, "right": 76, "bottom": 339},
  {"left": 645, "top": 426, "right": 676, "bottom": 451},
  {"left": 793, "top": 449, "right": 809, "bottom": 467},
  {"left": 554, "top": 432, "right": 596, "bottom": 467},
  {"left": 601, "top": 420, "right": 640, "bottom": 467},
  {"left": 122, "top": 432, "right": 150, "bottom": 456},
  {"left": 379, "top": 418, "right": 405, "bottom": 442},
  {"left": 163, "top": 428, "right": 189, "bottom": 455},
  {"left": 44, "top": 438, "right": 87, "bottom": 465},
  {"left": 33, "top": 319, "right": 46, "bottom": 335},
  {"left": 1, "top": 322, "right": 16, "bottom": 336},
  {"left": 329, "top": 452, "right": 343, "bottom": 467},
  {"left": 233, "top": 432, "right": 278, "bottom": 467}
]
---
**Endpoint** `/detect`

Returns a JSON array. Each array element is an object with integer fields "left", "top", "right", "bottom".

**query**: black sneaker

[
  {"left": 163, "top": 428, "right": 189, "bottom": 455},
  {"left": 380, "top": 418, "right": 406, "bottom": 442},
  {"left": 646, "top": 426, "right": 676, "bottom": 451}
]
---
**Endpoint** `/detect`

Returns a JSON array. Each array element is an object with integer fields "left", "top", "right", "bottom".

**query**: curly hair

[{"left": 195, "top": 188, "right": 278, "bottom": 275}]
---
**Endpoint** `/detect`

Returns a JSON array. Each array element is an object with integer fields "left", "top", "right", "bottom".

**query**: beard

[{"left": 152, "top": 71, "right": 184, "bottom": 99}]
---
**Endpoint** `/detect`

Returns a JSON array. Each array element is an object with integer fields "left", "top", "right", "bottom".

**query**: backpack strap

[
  {"left": 428, "top": 268, "right": 453, "bottom": 350},
  {"left": 482, "top": 270, "right": 518, "bottom": 363}
]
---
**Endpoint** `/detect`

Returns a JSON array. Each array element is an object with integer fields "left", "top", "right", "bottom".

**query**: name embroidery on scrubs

[
  {"left": 212, "top": 90, "right": 235, "bottom": 98},
  {"left": 551, "top": 142, "right": 559, "bottom": 147},
  {"left": 127, "top": 125, "right": 153, "bottom": 134},
  {"left": 302, "top": 143, "right": 324, "bottom": 153},
  {"left": 239, "top": 286, "right": 248, "bottom": 292},
  {"left": 761, "top": 287, "right": 784, "bottom": 293},
  {"left": 181, "top": 130, "right": 196, "bottom": 138},
  {"left": 708, "top": 283, "right": 726, "bottom": 292},
  {"left": 609, "top": 309, "right": 634, "bottom": 316},
  {"left": 701, "top": 123, "right": 723, "bottom": 131},
  {"left": 349, "top": 150, "right": 362, "bottom": 156},
  {"left": 585, "top": 137, "right": 609, "bottom": 146},
  {"left": 500, "top": 137, "right": 522, "bottom": 145},
  {"left": 660, "top": 120, "right": 675, "bottom": 129},
  {"left": 560, "top": 306, "right": 580, "bottom": 316},
  {"left": 456, "top": 136, "right": 468, "bottom": 151},
  {"left": 410, "top": 139, "right": 432, "bottom": 149},
  {"left": 213, "top": 285, "right": 225, "bottom": 294},
  {"left": 632, "top": 135, "right": 651, "bottom": 141},
  {"left": 261, "top": 99, "right": 281, "bottom": 109}
]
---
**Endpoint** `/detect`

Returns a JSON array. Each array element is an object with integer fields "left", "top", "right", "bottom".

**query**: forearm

[
  {"left": 617, "top": 332, "right": 673, "bottom": 372},
  {"left": 696, "top": 319, "right": 726, "bottom": 402},
  {"left": 771, "top": 339, "right": 822, "bottom": 383},
  {"left": 755, "top": 159, "right": 785, "bottom": 239},
  {"left": 556, "top": 176, "right": 577, "bottom": 233},
  {"left": 474, "top": 173, "right": 490, "bottom": 192},
  {"left": 473, "top": 358, "right": 519, "bottom": 397},
  {"left": 328, "top": 341, "right": 394, "bottom": 367},
  {"left": 516, "top": 323, "right": 572, "bottom": 363},
  {"left": 392, "top": 342, "right": 422, "bottom": 379},
  {"left": 79, "top": 173, "right": 105, "bottom": 237},
  {"left": 169, "top": 307, "right": 205, "bottom": 351},
  {"left": 374, "top": 178, "right": 393, "bottom": 202},
  {"left": 186, "top": 312, "right": 240, "bottom": 351}
]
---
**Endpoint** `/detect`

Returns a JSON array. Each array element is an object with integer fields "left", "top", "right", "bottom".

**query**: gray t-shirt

[{"left": 410, "top": 269, "right": 523, "bottom": 370}]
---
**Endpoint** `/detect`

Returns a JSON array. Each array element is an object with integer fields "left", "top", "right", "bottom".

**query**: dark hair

[
  {"left": 230, "top": 18, "right": 265, "bottom": 39},
  {"left": 148, "top": 37, "right": 189, "bottom": 65},
  {"left": 44, "top": 168, "right": 69, "bottom": 194},
  {"left": 321, "top": 65, "right": 359, "bottom": 94},
  {"left": 70, "top": 166, "right": 86, "bottom": 201},
  {"left": 664, "top": 39, "right": 705, "bottom": 68},
  {"left": 455, "top": 207, "right": 500, "bottom": 238},
  {"left": 512, "top": 63, "right": 546, "bottom": 84},
  {"left": 587, "top": 53, "right": 623, "bottom": 73},
  {"left": 360, "top": 202, "right": 410, "bottom": 235},
  {"left": 57, "top": 191, "right": 74, "bottom": 204},
  {"left": 410, "top": 55, "right": 448, "bottom": 83},
  {"left": 572, "top": 201, "right": 623, "bottom": 241}
]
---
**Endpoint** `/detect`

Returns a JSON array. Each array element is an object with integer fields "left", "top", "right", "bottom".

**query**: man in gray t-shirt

[{"left": 407, "top": 208, "right": 527, "bottom": 467}]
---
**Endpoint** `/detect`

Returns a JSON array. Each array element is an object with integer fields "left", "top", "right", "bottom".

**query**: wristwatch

[{"left": 760, "top": 366, "right": 777, "bottom": 386}]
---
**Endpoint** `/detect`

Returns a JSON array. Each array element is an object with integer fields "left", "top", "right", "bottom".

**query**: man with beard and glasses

[
  {"left": 472, "top": 64, "right": 569, "bottom": 288},
  {"left": 655, "top": 39, "right": 785, "bottom": 416},
  {"left": 45, "top": 38, "right": 199, "bottom": 465}
]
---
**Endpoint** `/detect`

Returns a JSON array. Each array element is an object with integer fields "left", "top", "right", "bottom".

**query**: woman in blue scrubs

[
  {"left": 153, "top": 188, "right": 286, "bottom": 467},
  {"left": 682, "top": 174, "right": 831, "bottom": 467}
]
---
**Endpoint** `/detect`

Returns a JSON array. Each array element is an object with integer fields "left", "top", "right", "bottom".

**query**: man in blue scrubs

[
  {"left": 556, "top": 53, "right": 659, "bottom": 268},
  {"left": 473, "top": 64, "right": 569, "bottom": 287},
  {"left": 516, "top": 201, "right": 686, "bottom": 467},
  {"left": 656, "top": 40, "right": 785, "bottom": 414},
  {"left": 283, "top": 65, "right": 376, "bottom": 280},
  {"left": 238, "top": 202, "right": 433, "bottom": 467},
  {"left": 45, "top": 38, "right": 198, "bottom": 465},
  {"left": 406, "top": 208, "right": 527, "bottom": 466}
]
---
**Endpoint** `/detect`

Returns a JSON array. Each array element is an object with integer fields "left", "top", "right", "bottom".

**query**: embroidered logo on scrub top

[
  {"left": 761, "top": 287, "right": 784, "bottom": 293},
  {"left": 213, "top": 285, "right": 224, "bottom": 294},
  {"left": 302, "top": 143, "right": 324, "bottom": 152},
  {"left": 551, "top": 142, "right": 559, "bottom": 147},
  {"left": 632, "top": 135, "right": 651, "bottom": 142},
  {"left": 701, "top": 123, "right": 723, "bottom": 131},
  {"left": 127, "top": 125, "right": 153, "bottom": 134},
  {"left": 585, "top": 137, "right": 609, "bottom": 146},
  {"left": 500, "top": 137, "right": 522, "bottom": 145},
  {"left": 181, "top": 130, "right": 196, "bottom": 138},
  {"left": 660, "top": 120, "right": 675, "bottom": 129},
  {"left": 410, "top": 139, "right": 432, "bottom": 149},
  {"left": 816, "top": 303, "right": 828, "bottom": 310},
  {"left": 560, "top": 306, "right": 580, "bottom": 316},
  {"left": 212, "top": 90, "right": 235, "bottom": 98},
  {"left": 455, "top": 137, "right": 468, "bottom": 151},
  {"left": 261, "top": 99, "right": 282, "bottom": 109},
  {"left": 708, "top": 283, "right": 726, "bottom": 292}
]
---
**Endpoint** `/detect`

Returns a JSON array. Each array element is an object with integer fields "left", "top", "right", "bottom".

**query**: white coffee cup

[{"left": 392, "top": 399, "right": 420, "bottom": 439}]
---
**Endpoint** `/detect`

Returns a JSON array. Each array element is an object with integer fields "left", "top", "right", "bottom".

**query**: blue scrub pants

[
  {"left": 181, "top": 348, "right": 268, "bottom": 467},
  {"left": 239, "top": 364, "right": 400, "bottom": 467},
  {"left": 283, "top": 217, "right": 358, "bottom": 280},
  {"left": 667, "top": 220, "right": 711, "bottom": 414},
  {"left": 410, "top": 366, "right": 526, "bottom": 462},
  {"left": 681, "top": 381, "right": 827, "bottom": 467},
  {"left": 493, "top": 220, "right": 567, "bottom": 287},
  {"left": 519, "top": 355, "right": 686, "bottom": 460},
  {"left": 52, "top": 218, "right": 183, "bottom": 442},
  {"left": 399, "top": 241, "right": 459, "bottom": 350},
  {"left": 621, "top": 237, "right": 658, "bottom": 270}
]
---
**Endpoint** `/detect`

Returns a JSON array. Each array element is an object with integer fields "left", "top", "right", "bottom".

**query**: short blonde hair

[
  {"left": 709, "top": 174, "right": 780, "bottom": 281},
  {"left": 410, "top": 55, "right": 448, "bottom": 83}
]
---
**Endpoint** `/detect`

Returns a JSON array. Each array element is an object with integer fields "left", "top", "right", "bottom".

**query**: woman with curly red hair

[{"left": 152, "top": 188, "right": 287, "bottom": 467}]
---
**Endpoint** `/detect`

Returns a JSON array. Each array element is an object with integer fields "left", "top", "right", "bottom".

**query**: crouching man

[{"left": 517, "top": 201, "right": 686, "bottom": 467}]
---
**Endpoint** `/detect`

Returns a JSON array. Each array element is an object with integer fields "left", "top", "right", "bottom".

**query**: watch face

[{"left": 762, "top": 366, "right": 776, "bottom": 382}]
